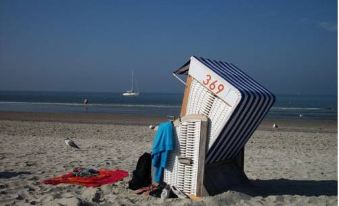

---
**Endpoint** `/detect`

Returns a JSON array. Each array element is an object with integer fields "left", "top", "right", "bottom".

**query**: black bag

[{"left": 128, "top": 152, "right": 152, "bottom": 190}]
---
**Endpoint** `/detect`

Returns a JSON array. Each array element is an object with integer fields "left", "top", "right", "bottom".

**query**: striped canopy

[{"left": 174, "top": 56, "right": 275, "bottom": 163}]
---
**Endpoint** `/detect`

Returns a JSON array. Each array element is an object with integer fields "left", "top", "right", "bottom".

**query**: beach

[{"left": 0, "top": 112, "right": 337, "bottom": 206}]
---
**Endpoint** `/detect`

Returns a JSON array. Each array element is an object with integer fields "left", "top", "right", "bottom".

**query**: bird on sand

[{"left": 65, "top": 138, "right": 80, "bottom": 149}]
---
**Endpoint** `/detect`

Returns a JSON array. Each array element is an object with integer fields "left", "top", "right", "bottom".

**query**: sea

[{"left": 0, "top": 91, "right": 337, "bottom": 120}]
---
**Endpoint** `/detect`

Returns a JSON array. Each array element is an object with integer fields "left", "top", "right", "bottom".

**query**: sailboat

[{"left": 122, "top": 71, "right": 139, "bottom": 96}]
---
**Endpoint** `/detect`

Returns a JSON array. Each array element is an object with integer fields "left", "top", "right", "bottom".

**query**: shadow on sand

[
  {"left": 0, "top": 171, "right": 32, "bottom": 179},
  {"left": 234, "top": 179, "right": 337, "bottom": 197}
]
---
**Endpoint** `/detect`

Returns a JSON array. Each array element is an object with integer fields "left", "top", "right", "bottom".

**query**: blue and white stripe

[{"left": 190, "top": 57, "right": 275, "bottom": 163}]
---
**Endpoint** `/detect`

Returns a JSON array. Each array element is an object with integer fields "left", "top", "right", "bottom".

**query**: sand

[{"left": 0, "top": 112, "right": 337, "bottom": 205}]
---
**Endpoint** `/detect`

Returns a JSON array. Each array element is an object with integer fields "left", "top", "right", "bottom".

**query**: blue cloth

[{"left": 151, "top": 121, "right": 174, "bottom": 183}]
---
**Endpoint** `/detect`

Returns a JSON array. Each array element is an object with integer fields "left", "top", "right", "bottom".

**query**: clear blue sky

[{"left": 0, "top": 0, "right": 337, "bottom": 95}]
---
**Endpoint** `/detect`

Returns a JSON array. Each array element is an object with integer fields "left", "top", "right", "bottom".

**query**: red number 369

[{"left": 203, "top": 74, "right": 224, "bottom": 94}]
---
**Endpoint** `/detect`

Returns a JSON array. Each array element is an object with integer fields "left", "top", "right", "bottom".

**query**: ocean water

[{"left": 0, "top": 91, "right": 336, "bottom": 120}]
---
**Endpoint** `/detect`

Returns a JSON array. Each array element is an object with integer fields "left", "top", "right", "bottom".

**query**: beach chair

[{"left": 165, "top": 56, "right": 275, "bottom": 196}]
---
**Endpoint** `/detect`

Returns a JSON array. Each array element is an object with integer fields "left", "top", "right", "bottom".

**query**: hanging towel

[
  {"left": 42, "top": 169, "right": 128, "bottom": 187},
  {"left": 152, "top": 121, "right": 174, "bottom": 183}
]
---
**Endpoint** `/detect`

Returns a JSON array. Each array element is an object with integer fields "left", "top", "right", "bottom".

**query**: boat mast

[{"left": 131, "top": 71, "right": 134, "bottom": 91}]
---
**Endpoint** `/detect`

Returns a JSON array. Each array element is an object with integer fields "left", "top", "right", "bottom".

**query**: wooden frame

[{"left": 180, "top": 75, "right": 193, "bottom": 116}]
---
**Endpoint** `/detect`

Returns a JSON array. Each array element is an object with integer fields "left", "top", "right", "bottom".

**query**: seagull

[
  {"left": 65, "top": 138, "right": 80, "bottom": 149},
  {"left": 149, "top": 124, "right": 159, "bottom": 131}
]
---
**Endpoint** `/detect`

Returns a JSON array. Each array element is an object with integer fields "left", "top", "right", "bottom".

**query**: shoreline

[
  {"left": 0, "top": 111, "right": 167, "bottom": 126},
  {"left": 0, "top": 111, "right": 337, "bottom": 132}
]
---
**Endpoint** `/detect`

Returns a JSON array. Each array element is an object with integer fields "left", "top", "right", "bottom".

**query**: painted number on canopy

[{"left": 203, "top": 74, "right": 224, "bottom": 94}]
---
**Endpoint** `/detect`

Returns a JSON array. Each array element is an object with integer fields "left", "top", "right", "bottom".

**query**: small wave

[
  {"left": 0, "top": 101, "right": 181, "bottom": 108},
  {"left": 271, "top": 107, "right": 331, "bottom": 111},
  {"left": 0, "top": 101, "right": 334, "bottom": 111}
]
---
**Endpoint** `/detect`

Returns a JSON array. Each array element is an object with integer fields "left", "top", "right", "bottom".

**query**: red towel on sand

[{"left": 43, "top": 169, "right": 128, "bottom": 187}]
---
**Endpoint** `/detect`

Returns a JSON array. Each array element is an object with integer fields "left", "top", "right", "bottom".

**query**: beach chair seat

[{"left": 164, "top": 114, "right": 208, "bottom": 197}]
